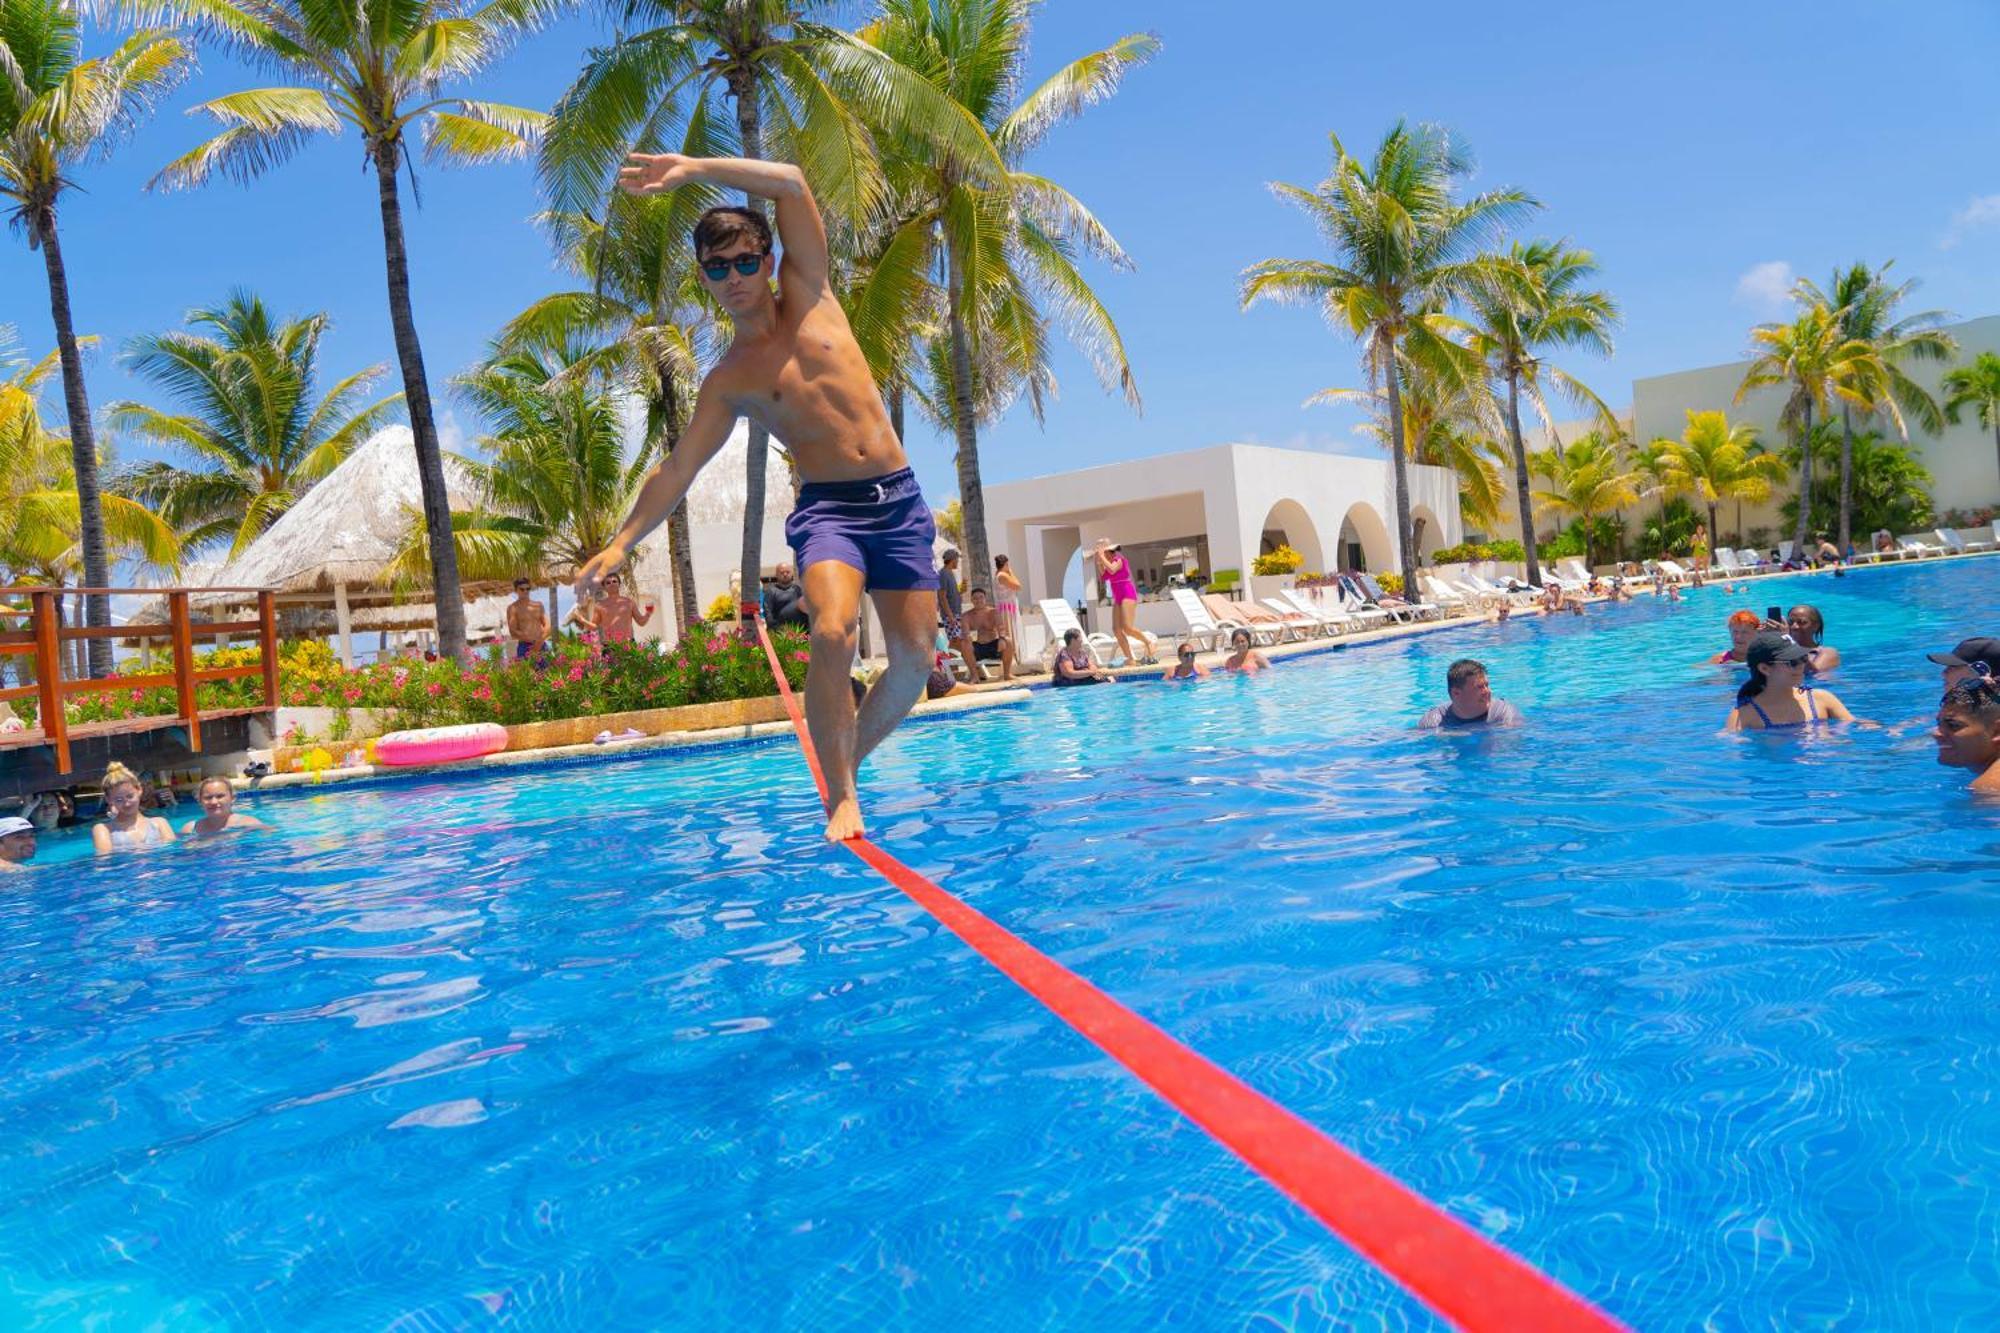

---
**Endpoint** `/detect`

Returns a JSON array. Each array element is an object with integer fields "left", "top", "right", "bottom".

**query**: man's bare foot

[{"left": 824, "top": 795, "right": 866, "bottom": 842}]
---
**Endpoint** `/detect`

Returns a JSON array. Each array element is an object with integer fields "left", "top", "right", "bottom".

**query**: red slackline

[{"left": 747, "top": 611, "right": 1624, "bottom": 1332}]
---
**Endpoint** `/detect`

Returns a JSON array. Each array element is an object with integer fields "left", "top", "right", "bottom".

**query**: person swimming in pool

[
  {"left": 1416, "top": 659, "right": 1522, "bottom": 729},
  {"left": 1726, "top": 632, "right": 1858, "bottom": 732},
  {"left": 91, "top": 762, "right": 177, "bottom": 855},
  {"left": 181, "top": 777, "right": 271, "bottom": 839},
  {"left": 1707, "top": 609, "right": 1762, "bottom": 666},
  {"left": 1160, "top": 640, "right": 1207, "bottom": 682},
  {"left": 1784, "top": 604, "right": 1841, "bottom": 673},
  {"left": 577, "top": 151, "right": 940, "bottom": 843},
  {"left": 1220, "top": 628, "right": 1270, "bottom": 674},
  {"left": 1934, "top": 677, "right": 2000, "bottom": 793}
]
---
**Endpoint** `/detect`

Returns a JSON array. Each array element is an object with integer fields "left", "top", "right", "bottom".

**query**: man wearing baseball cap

[
  {"left": 1928, "top": 637, "right": 2000, "bottom": 689},
  {"left": 0, "top": 816, "right": 37, "bottom": 870}
]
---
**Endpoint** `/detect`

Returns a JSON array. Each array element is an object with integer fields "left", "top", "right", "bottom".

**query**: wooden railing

[{"left": 0, "top": 586, "right": 279, "bottom": 775}]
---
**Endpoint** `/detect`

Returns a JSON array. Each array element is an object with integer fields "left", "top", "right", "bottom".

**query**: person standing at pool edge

[{"left": 576, "top": 150, "right": 940, "bottom": 842}]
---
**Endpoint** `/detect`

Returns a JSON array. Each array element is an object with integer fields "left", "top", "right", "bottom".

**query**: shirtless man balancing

[
  {"left": 507, "top": 577, "right": 549, "bottom": 658},
  {"left": 575, "top": 152, "right": 939, "bottom": 842}
]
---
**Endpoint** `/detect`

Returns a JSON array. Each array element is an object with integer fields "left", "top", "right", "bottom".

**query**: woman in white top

[{"left": 92, "top": 762, "right": 178, "bottom": 855}]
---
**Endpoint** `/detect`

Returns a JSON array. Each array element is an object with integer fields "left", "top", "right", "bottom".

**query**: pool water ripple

[{"left": 4, "top": 557, "right": 2000, "bottom": 1328}]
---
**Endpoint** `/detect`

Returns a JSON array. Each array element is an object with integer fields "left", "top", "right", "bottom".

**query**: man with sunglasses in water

[{"left": 575, "top": 152, "right": 940, "bottom": 843}]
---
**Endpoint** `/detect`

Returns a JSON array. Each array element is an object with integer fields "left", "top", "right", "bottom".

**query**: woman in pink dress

[
  {"left": 993, "top": 553, "right": 1024, "bottom": 648},
  {"left": 1092, "top": 539, "right": 1158, "bottom": 665}
]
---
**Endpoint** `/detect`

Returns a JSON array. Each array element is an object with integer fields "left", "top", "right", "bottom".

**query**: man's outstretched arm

[
  {"left": 574, "top": 380, "right": 738, "bottom": 597},
  {"left": 618, "top": 152, "right": 829, "bottom": 300}
]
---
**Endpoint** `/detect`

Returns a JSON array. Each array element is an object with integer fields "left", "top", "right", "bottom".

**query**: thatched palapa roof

[{"left": 187, "top": 426, "right": 512, "bottom": 611}]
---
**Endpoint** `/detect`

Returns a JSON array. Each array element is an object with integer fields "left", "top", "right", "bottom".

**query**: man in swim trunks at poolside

[
  {"left": 1416, "top": 659, "right": 1524, "bottom": 729},
  {"left": 582, "top": 572, "right": 654, "bottom": 644},
  {"left": 961, "top": 587, "right": 1017, "bottom": 681},
  {"left": 507, "top": 577, "right": 549, "bottom": 659},
  {"left": 576, "top": 151, "right": 940, "bottom": 842}
]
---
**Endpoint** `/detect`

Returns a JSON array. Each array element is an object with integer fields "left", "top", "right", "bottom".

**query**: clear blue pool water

[{"left": 5, "top": 556, "right": 1999, "bottom": 1330}]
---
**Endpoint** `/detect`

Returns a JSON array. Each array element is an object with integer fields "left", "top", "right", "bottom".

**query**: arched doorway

[
  {"left": 1336, "top": 502, "right": 1394, "bottom": 572},
  {"left": 1410, "top": 504, "right": 1445, "bottom": 562},
  {"left": 1256, "top": 498, "right": 1326, "bottom": 574}
]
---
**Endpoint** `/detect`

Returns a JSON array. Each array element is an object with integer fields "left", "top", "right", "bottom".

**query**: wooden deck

[{"left": 1, "top": 586, "right": 278, "bottom": 787}]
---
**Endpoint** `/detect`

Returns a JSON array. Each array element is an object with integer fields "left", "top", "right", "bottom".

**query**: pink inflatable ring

[{"left": 374, "top": 723, "right": 509, "bottom": 767}]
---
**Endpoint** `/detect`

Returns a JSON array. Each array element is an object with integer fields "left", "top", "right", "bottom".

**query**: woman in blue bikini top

[{"left": 1727, "top": 632, "right": 1857, "bottom": 732}]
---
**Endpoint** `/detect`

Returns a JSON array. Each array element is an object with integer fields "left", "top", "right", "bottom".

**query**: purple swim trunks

[{"left": 785, "top": 467, "right": 940, "bottom": 592}]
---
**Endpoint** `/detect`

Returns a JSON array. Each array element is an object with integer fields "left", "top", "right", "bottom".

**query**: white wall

[
  {"left": 1632, "top": 313, "right": 2000, "bottom": 533},
  {"left": 985, "top": 442, "right": 1462, "bottom": 606},
  {"left": 632, "top": 422, "right": 795, "bottom": 645}
]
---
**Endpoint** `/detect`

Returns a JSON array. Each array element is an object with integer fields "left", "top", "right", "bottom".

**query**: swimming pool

[{"left": 6, "top": 556, "right": 1998, "bottom": 1329}]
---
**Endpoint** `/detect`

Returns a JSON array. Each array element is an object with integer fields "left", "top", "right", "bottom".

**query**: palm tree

[
  {"left": 857, "top": 0, "right": 1154, "bottom": 589},
  {"left": 507, "top": 180, "right": 728, "bottom": 629},
  {"left": 459, "top": 339, "right": 651, "bottom": 581},
  {"left": 387, "top": 339, "right": 647, "bottom": 602},
  {"left": 1310, "top": 354, "right": 1512, "bottom": 533},
  {"left": 1943, "top": 351, "right": 2000, "bottom": 496},
  {"left": 109, "top": 291, "right": 402, "bottom": 558},
  {"left": 1, "top": 0, "right": 192, "bottom": 674},
  {"left": 2, "top": 328, "right": 180, "bottom": 676},
  {"left": 540, "top": 0, "right": 1001, "bottom": 605},
  {"left": 1464, "top": 239, "right": 1619, "bottom": 587},
  {"left": 1650, "top": 409, "right": 1787, "bottom": 547},
  {"left": 1241, "top": 123, "right": 1534, "bottom": 597},
  {"left": 146, "top": 0, "right": 562, "bottom": 658},
  {"left": 1792, "top": 262, "right": 1954, "bottom": 553},
  {"left": 1530, "top": 429, "right": 1638, "bottom": 569},
  {"left": 1737, "top": 303, "right": 1875, "bottom": 556}
]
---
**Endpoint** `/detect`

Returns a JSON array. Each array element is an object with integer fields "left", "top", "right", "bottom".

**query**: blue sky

[{"left": 8, "top": 0, "right": 2000, "bottom": 502}]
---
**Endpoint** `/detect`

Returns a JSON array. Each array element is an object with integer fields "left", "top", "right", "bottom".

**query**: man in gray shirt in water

[{"left": 1417, "top": 659, "right": 1524, "bottom": 729}]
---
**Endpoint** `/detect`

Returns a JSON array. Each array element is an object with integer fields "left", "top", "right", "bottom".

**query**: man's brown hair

[{"left": 692, "top": 206, "right": 772, "bottom": 260}]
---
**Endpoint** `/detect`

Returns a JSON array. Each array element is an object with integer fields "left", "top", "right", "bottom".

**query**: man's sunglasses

[{"left": 700, "top": 252, "right": 767, "bottom": 281}]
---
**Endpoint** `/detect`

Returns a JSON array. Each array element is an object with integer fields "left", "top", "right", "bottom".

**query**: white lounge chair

[
  {"left": 1260, "top": 596, "right": 1336, "bottom": 637},
  {"left": 1461, "top": 572, "right": 1538, "bottom": 607},
  {"left": 1899, "top": 535, "right": 1945, "bottom": 559},
  {"left": 1421, "top": 576, "right": 1475, "bottom": 616},
  {"left": 1202, "top": 592, "right": 1289, "bottom": 644},
  {"left": 1168, "top": 587, "right": 1233, "bottom": 652},
  {"left": 1036, "top": 598, "right": 1119, "bottom": 667},
  {"left": 1351, "top": 572, "right": 1441, "bottom": 621},
  {"left": 1279, "top": 588, "right": 1363, "bottom": 635},
  {"left": 1655, "top": 559, "right": 1691, "bottom": 584},
  {"left": 1940, "top": 527, "right": 1995, "bottom": 555},
  {"left": 1713, "top": 547, "right": 1752, "bottom": 576},
  {"left": 1334, "top": 586, "right": 1395, "bottom": 628}
]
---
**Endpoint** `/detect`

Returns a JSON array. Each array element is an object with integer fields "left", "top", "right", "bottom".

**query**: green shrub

[
  {"left": 1429, "top": 539, "right": 1526, "bottom": 564},
  {"left": 1207, "top": 568, "right": 1241, "bottom": 592}
]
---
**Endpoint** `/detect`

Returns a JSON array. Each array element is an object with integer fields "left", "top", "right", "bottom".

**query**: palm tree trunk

[
  {"left": 1838, "top": 404, "right": 1855, "bottom": 556},
  {"left": 35, "top": 211, "right": 113, "bottom": 677},
  {"left": 1992, "top": 422, "right": 1998, "bottom": 497},
  {"left": 651, "top": 381, "right": 700, "bottom": 631},
  {"left": 371, "top": 143, "right": 467, "bottom": 658},
  {"left": 1505, "top": 367, "right": 1540, "bottom": 586},
  {"left": 1791, "top": 401, "right": 1815, "bottom": 555},
  {"left": 728, "top": 72, "right": 773, "bottom": 616},
  {"left": 944, "top": 243, "right": 992, "bottom": 590},
  {"left": 1708, "top": 501, "right": 1720, "bottom": 554},
  {"left": 889, "top": 383, "right": 904, "bottom": 444},
  {"left": 1382, "top": 336, "right": 1419, "bottom": 599}
]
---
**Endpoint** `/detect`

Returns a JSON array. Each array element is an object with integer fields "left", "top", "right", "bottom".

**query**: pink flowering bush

[{"left": 19, "top": 623, "right": 811, "bottom": 732}]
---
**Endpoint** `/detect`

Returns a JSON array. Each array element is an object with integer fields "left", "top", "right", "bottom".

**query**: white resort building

[{"left": 983, "top": 442, "right": 1463, "bottom": 652}]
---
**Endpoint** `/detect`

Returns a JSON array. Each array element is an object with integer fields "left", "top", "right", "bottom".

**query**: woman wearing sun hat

[{"left": 1727, "top": 632, "right": 1858, "bottom": 732}]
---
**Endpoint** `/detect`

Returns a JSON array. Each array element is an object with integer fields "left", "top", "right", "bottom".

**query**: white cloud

[
  {"left": 1942, "top": 194, "right": 2000, "bottom": 249},
  {"left": 436, "top": 409, "right": 465, "bottom": 455},
  {"left": 1733, "top": 260, "right": 1795, "bottom": 311}
]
